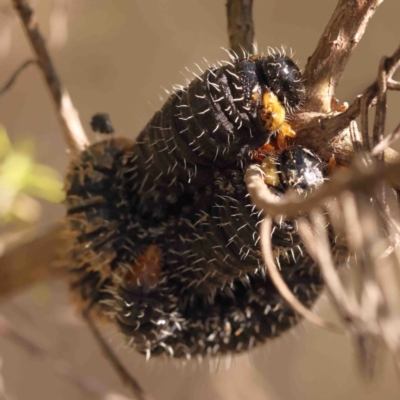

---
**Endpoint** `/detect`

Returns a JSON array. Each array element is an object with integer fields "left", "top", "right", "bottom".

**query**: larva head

[
  {"left": 280, "top": 147, "right": 324, "bottom": 193},
  {"left": 233, "top": 54, "right": 303, "bottom": 137},
  {"left": 261, "top": 147, "right": 324, "bottom": 195},
  {"left": 255, "top": 55, "right": 304, "bottom": 112}
]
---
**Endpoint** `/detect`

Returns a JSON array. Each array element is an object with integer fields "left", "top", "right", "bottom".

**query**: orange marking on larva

[
  {"left": 276, "top": 132, "right": 287, "bottom": 149},
  {"left": 259, "top": 91, "right": 285, "bottom": 131},
  {"left": 328, "top": 155, "right": 337, "bottom": 173},
  {"left": 279, "top": 121, "right": 296, "bottom": 138},
  {"left": 125, "top": 245, "right": 162, "bottom": 288},
  {"left": 251, "top": 143, "right": 276, "bottom": 162},
  {"left": 277, "top": 122, "right": 296, "bottom": 149},
  {"left": 260, "top": 155, "right": 280, "bottom": 187}
]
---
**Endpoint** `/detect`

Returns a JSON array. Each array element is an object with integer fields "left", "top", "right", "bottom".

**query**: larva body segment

[{"left": 65, "top": 53, "right": 327, "bottom": 359}]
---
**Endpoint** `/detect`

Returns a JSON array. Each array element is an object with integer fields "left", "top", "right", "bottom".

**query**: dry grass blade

[
  {"left": 245, "top": 158, "right": 400, "bottom": 218},
  {"left": 260, "top": 218, "right": 342, "bottom": 333},
  {"left": 354, "top": 189, "right": 400, "bottom": 375},
  {"left": 297, "top": 212, "right": 359, "bottom": 325},
  {"left": 298, "top": 207, "right": 382, "bottom": 377},
  {"left": 371, "top": 121, "right": 400, "bottom": 156}
]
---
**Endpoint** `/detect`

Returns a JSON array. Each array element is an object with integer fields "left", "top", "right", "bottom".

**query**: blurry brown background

[{"left": 0, "top": 0, "right": 400, "bottom": 399}]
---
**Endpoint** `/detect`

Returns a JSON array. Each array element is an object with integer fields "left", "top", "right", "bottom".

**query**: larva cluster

[{"left": 65, "top": 50, "right": 327, "bottom": 360}]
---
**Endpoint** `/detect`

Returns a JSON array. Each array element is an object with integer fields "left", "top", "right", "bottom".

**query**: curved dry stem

[
  {"left": 244, "top": 158, "right": 400, "bottom": 218},
  {"left": 297, "top": 213, "right": 359, "bottom": 322},
  {"left": 362, "top": 45, "right": 400, "bottom": 152},
  {"left": 372, "top": 121, "right": 400, "bottom": 156},
  {"left": 260, "top": 218, "right": 343, "bottom": 333}
]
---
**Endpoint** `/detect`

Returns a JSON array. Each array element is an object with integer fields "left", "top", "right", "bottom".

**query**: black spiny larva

[{"left": 65, "top": 50, "right": 326, "bottom": 360}]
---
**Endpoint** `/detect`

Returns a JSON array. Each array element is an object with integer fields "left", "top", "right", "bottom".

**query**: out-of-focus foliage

[{"left": 0, "top": 125, "right": 65, "bottom": 224}]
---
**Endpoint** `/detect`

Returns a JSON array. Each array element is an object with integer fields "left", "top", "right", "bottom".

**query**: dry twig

[
  {"left": 5, "top": 1, "right": 153, "bottom": 398},
  {"left": 303, "top": 0, "right": 384, "bottom": 113},
  {"left": 372, "top": 121, "right": 400, "bottom": 157},
  {"left": 245, "top": 157, "right": 400, "bottom": 218},
  {"left": 362, "top": 46, "right": 400, "bottom": 152},
  {"left": 2, "top": 0, "right": 400, "bottom": 385},
  {"left": 295, "top": 44, "right": 400, "bottom": 165},
  {"left": 260, "top": 217, "right": 342, "bottom": 333},
  {"left": 11, "top": 0, "right": 88, "bottom": 152},
  {"left": 84, "top": 311, "right": 154, "bottom": 400},
  {"left": 226, "top": 0, "right": 254, "bottom": 55},
  {"left": 246, "top": 33, "right": 400, "bottom": 376}
]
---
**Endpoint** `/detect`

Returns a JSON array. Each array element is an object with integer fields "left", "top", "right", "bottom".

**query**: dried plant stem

[
  {"left": 303, "top": 0, "right": 385, "bottom": 113},
  {"left": 11, "top": 0, "right": 88, "bottom": 152},
  {"left": 294, "top": 44, "right": 400, "bottom": 166},
  {"left": 244, "top": 158, "right": 400, "bottom": 218},
  {"left": 297, "top": 213, "right": 360, "bottom": 325},
  {"left": 361, "top": 45, "right": 400, "bottom": 152},
  {"left": 7, "top": 1, "right": 153, "bottom": 396},
  {"left": 84, "top": 311, "right": 154, "bottom": 400},
  {"left": 371, "top": 121, "right": 400, "bottom": 157},
  {"left": 260, "top": 218, "right": 342, "bottom": 333},
  {"left": 226, "top": 0, "right": 254, "bottom": 55}
]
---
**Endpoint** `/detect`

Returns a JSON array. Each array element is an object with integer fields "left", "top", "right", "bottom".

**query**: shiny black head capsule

[{"left": 256, "top": 55, "right": 304, "bottom": 110}]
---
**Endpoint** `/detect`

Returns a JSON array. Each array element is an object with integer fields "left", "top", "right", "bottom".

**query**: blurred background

[{"left": 0, "top": 0, "right": 399, "bottom": 399}]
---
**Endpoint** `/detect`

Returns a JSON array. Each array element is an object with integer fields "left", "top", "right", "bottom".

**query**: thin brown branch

[
  {"left": 341, "top": 187, "right": 400, "bottom": 376},
  {"left": 361, "top": 45, "right": 400, "bottom": 152},
  {"left": 371, "top": 121, "right": 400, "bottom": 157},
  {"left": 0, "top": 227, "right": 150, "bottom": 397},
  {"left": 293, "top": 44, "right": 400, "bottom": 166},
  {"left": 11, "top": 0, "right": 88, "bottom": 152},
  {"left": 302, "top": 0, "right": 384, "bottom": 113},
  {"left": 372, "top": 58, "right": 387, "bottom": 154},
  {"left": 0, "top": 59, "right": 36, "bottom": 96},
  {"left": 350, "top": 120, "right": 363, "bottom": 153},
  {"left": 226, "top": 0, "right": 254, "bottom": 55},
  {"left": 260, "top": 218, "right": 342, "bottom": 333},
  {"left": 298, "top": 208, "right": 382, "bottom": 377},
  {"left": 84, "top": 311, "right": 154, "bottom": 400},
  {"left": 387, "top": 79, "right": 400, "bottom": 90},
  {"left": 298, "top": 213, "right": 360, "bottom": 323}
]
